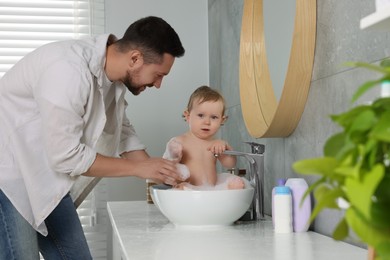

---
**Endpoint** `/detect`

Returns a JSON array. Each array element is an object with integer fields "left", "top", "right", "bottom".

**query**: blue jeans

[{"left": 0, "top": 190, "right": 92, "bottom": 260}]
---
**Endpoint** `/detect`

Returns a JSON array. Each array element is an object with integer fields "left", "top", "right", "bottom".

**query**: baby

[{"left": 163, "top": 85, "right": 245, "bottom": 190}]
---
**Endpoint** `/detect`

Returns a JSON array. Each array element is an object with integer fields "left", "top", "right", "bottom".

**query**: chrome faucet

[{"left": 223, "top": 142, "right": 265, "bottom": 220}]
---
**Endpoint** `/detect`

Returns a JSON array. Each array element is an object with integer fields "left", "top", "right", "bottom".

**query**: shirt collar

[{"left": 89, "top": 34, "right": 116, "bottom": 89}]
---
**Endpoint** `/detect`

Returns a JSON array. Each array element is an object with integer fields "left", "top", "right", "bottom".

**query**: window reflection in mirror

[{"left": 263, "top": 0, "right": 295, "bottom": 100}]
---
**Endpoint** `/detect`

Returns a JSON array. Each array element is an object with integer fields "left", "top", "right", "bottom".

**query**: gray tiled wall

[{"left": 208, "top": 0, "right": 390, "bottom": 245}]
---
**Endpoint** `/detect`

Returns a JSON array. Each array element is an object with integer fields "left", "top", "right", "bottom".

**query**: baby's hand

[{"left": 207, "top": 140, "right": 229, "bottom": 155}]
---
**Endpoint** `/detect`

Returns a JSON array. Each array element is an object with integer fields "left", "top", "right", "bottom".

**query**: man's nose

[{"left": 153, "top": 78, "right": 163, "bottom": 89}]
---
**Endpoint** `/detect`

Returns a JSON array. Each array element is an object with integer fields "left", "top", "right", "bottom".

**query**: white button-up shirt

[{"left": 0, "top": 34, "right": 145, "bottom": 235}]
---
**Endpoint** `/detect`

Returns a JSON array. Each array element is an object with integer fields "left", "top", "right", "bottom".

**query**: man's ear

[{"left": 129, "top": 50, "right": 143, "bottom": 67}]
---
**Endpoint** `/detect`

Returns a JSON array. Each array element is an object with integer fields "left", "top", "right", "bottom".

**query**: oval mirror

[{"left": 239, "top": 0, "right": 316, "bottom": 138}]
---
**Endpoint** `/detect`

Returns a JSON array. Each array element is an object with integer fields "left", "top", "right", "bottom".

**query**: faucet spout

[{"left": 223, "top": 147, "right": 265, "bottom": 220}]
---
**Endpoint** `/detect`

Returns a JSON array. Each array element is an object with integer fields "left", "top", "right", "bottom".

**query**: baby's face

[{"left": 186, "top": 100, "right": 225, "bottom": 140}]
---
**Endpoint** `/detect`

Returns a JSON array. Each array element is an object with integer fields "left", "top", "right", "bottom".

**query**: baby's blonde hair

[{"left": 186, "top": 85, "right": 226, "bottom": 115}]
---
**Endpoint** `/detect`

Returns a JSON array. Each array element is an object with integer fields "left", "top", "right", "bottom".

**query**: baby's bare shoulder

[{"left": 173, "top": 135, "right": 186, "bottom": 144}]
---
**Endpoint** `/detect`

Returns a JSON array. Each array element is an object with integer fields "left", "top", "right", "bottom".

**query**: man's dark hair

[{"left": 115, "top": 16, "right": 185, "bottom": 63}]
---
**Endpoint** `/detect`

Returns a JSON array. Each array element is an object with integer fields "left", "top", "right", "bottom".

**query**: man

[{"left": 0, "top": 16, "right": 185, "bottom": 259}]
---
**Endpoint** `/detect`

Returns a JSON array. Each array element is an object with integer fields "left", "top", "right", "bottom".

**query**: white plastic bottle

[
  {"left": 285, "top": 178, "right": 311, "bottom": 232},
  {"left": 274, "top": 186, "right": 293, "bottom": 233},
  {"left": 272, "top": 178, "right": 286, "bottom": 228},
  {"left": 381, "top": 80, "right": 390, "bottom": 97}
]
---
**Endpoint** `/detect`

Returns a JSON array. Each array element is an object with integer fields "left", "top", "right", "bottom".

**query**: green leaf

[
  {"left": 334, "top": 165, "right": 359, "bottom": 179},
  {"left": 337, "top": 145, "right": 364, "bottom": 176},
  {"left": 373, "top": 97, "right": 390, "bottom": 111},
  {"left": 292, "top": 157, "right": 339, "bottom": 177},
  {"left": 371, "top": 110, "right": 390, "bottom": 142},
  {"left": 376, "top": 242, "right": 390, "bottom": 260},
  {"left": 345, "top": 164, "right": 385, "bottom": 220},
  {"left": 348, "top": 109, "right": 377, "bottom": 145},
  {"left": 331, "top": 105, "right": 371, "bottom": 129},
  {"left": 370, "top": 174, "right": 390, "bottom": 230},
  {"left": 352, "top": 78, "right": 383, "bottom": 103},
  {"left": 314, "top": 184, "right": 333, "bottom": 202},
  {"left": 299, "top": 177, "right": 325, "bottom": 208},
  {"left": 375, "top": 174, "right": 390, "bottom": 201},
  {"left": 349, "top": 109, "right": 377, "bottom": 134},
  {"left": 366, "top": 139, "right": 379, "bottom": 168},
  {"left": 324, "top": 132, "right": 352, "bottom": 159},
  {"left": 309, "top": 185, "right": 344, "bottom": 224},
  {"left": 370, "top": 199, "right": 390, "bottom": 230},
  {"left": 345, "top": 207, "right": 390, "bottom": 259},
  {"left": 344, "top": 61, "right": 390, "bottom": 74},
  {"left": 343, "top": 60, "right": 390, "bottom": 103},
  {"left": 332, "top": 217, "right": 349, "bottom": 240},
  {"left": 380, "top": 59, "right": 390, "bottom": 68},
  {"left": 333, "top": 152, "right": 361, "bottom": 179}
]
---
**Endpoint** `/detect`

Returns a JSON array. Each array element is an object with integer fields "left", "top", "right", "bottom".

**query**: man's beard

[
  {"left": 124, "top": 79, "right": 141, "bottom": 95},
  {"left": 123, "top": 71, "right": 143, "bottom": 95}
]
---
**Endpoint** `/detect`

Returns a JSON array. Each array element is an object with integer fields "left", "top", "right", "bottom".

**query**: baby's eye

[
  {"left": 197, "top": 113, "right": 204, "bottom": 118},
  {"left": 211, "top": 115, "right": 219, "bottom": 120}
]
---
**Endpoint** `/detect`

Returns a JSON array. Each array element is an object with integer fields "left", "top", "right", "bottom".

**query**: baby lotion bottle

[
  {"left": 285, "top": 178, "right": 311, "bottom": 232},
  {"left": 381, "top": 80, "right": 390, "bottom": 97},
  {"left": 274, "top": 186, "right": 293, "bottom": 233},
  {"left": 272, "top": 178, "right": 286, "bottom": 228}
]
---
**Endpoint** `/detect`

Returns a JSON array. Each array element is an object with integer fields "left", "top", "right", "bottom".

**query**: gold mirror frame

[{"left": 239, "top": 0, "right": 316, "bottom": 137}]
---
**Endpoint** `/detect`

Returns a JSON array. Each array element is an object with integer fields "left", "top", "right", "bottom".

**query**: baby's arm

[
  {"left": 163, "top": 137, "right": 190, "bottom": 181},
  {"left": 207, "top": 140, "right": 237, "bottom": 169},
  {"left": 163, "top": 138, "right": 183, "bottom": 162}
]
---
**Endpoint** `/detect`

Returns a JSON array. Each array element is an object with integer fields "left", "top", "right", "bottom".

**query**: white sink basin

[{"left": 150, "top": 173, "right": 254, "bottom": 228}]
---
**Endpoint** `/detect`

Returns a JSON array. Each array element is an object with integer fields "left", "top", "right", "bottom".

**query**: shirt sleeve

[{"left": 118, "top": 100, "right": 146, "bottom": 154}]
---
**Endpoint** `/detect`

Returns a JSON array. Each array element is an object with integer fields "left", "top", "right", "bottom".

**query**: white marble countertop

[{"left": 107, "top": 201, "right": 367, "bottom": 260}]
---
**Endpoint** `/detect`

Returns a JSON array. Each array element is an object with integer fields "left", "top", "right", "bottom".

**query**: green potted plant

[{"left": 292, "top": 59, "right": 390, "bottom": 260}]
